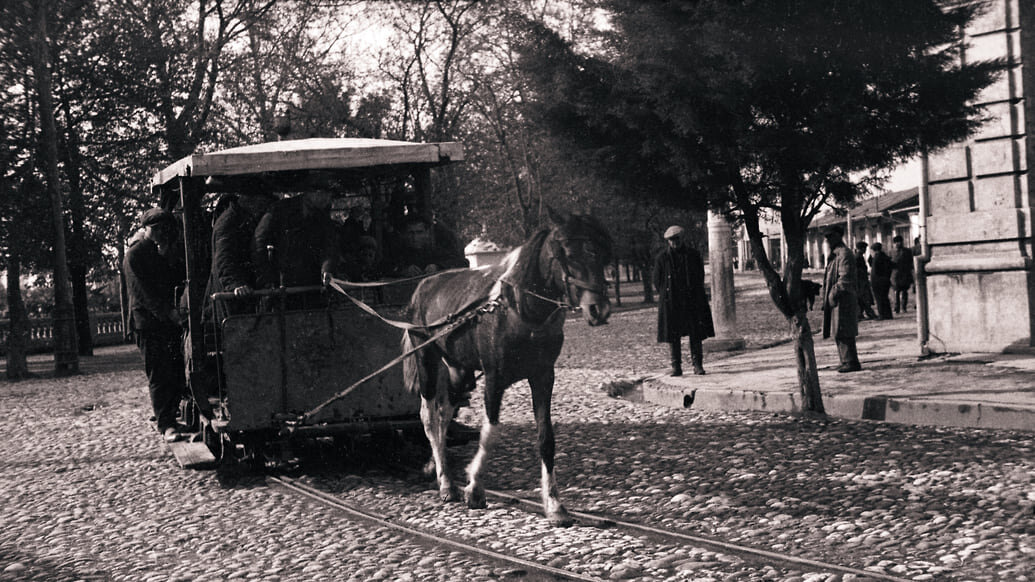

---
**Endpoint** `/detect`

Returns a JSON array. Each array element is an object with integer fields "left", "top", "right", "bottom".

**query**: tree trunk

[
  {"left": 640, "top": 259, "right": 654, "bottom": 303},
  {"left": 732, "top": 174, "right": 824, "bottom": 413},
  {"left": 71, "top": 264, "right": 93, "bottom": 356},
  {"left": 62, "top": 104, "right": 94, "bottom": 356},
  {"left": 5, "top": 254, "right": 31, "bottom": 380},
  {"left": 612, "top": 256, "right": 621, "bottom": 306},
  {"left": 789, "top": 310, "right": 824, "bottom": 414},
  {"left": 32, "top": 1, "right": 78, "bottom": 375}
]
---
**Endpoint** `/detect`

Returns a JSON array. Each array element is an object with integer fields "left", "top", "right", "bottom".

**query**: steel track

[
  {"left": 483, "top": 489, "right": 912, "bottom": 582},
  {"left": 272, "top": 468, "right": 911, "bottom": 582},
  {"left": 267, "top": 475, "right": 605, "bottom": 582},
  {"left": 378, "top": 459, "right": 910, "bottom": 581}
]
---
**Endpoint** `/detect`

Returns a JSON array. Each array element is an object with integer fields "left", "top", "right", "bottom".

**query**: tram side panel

[{"left": 220, "top": 306, "right": 418, "bottom": 431}]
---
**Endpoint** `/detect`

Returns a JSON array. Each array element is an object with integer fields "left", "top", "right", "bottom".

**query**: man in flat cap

[
  {"left": 821, "top": 225, "right": 861, "bottom": 372},
  {"left": 653, "top": 225, "right": 714, "bottom": 376},
  {"left": 124, "top": 207, "right": 188, "bottom": 442}
]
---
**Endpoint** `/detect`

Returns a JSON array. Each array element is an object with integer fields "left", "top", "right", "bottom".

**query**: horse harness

[{"left": 293, "top": 232, "right": 603, "bottom": 426}]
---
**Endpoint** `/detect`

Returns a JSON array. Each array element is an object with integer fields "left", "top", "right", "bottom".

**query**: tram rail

[{"left": 269, "top": 466, "right": 912, "bottom": 582}]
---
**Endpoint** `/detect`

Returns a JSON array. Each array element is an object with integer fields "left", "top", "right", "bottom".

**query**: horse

[{"left": 401, "top": 207, "right": 612, "bottom": 526}]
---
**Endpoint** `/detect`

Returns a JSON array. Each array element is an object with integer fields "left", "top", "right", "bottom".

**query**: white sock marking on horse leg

[
  {"left": 541, "top": 462, "right": 563, "bottom": 514},
  {"left": 465, "top": 422, "right": 498, "bottom": 494},
  {"left": 422, "top": 399, "right": 453, "bottom": 497}
]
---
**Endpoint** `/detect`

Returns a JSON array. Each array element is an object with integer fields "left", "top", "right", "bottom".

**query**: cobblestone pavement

[{"left": 1, "top": 302, "right": 1033, "bottom": 581}]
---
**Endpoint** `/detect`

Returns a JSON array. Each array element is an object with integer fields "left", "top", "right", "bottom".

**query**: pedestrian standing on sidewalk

[
  {"left": 821, "top": 225, "right": 862, "bottom": 373},
  {"left": 869, "top": 242, "right": 894, "bottom": 320},
  {"left": 124, "top": 208, "right": 188, "bottom": 443},
  {"left": 653, "top": 225, "right": 714, "bottom": 376},
  {"left": 855, "top": 241, "right": 878, "bottom": 320},
  {"left": 891, "top": 235, "right": 914, "bottom": 313}
]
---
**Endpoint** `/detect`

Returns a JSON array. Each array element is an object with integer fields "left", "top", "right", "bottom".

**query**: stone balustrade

[{"left": 0, "top": 312, "right": 128, "bottom": 354}]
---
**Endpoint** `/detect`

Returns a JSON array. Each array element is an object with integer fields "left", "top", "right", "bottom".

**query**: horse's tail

[{"left": 401, "top": 330, "right": 426, "bottom": 394}]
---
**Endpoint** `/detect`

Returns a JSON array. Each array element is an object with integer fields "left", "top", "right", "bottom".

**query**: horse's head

[{"left": 544, "top": 207, "right": 613, "bottom": 326}]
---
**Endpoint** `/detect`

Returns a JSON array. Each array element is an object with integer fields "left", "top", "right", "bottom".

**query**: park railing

[{"left": 0, "top": 312, "right": 129, "bottom": 355}]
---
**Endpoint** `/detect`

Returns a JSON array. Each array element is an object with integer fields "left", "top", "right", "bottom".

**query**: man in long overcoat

[
  {"left": 890, "top": 235, "right": 915, "bottom": 313},
  {"left": 124, "top": 208, "right": 187, "bottom": 442},
  {"left": 653, "top": 225, "right": 714, "bottom": 376},
  {"left": 821, "top": 225, "right": 861, "bottom": 373},
  {"left": 869, "top": 242, "right": 894, "bottom": 320}
]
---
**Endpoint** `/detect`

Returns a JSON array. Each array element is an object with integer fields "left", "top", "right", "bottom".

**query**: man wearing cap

[
  {"left": 206, "top": 190, "right": 276, "bottom": 318},
  {"left": 821, "top": 225, "right": 862, "bottom": 372},
  {"left": 124, "top": 208, "right": 188, "bottom": 442},
  {"left": 653, "top": 225, "right": 714, "bottom": 376}
]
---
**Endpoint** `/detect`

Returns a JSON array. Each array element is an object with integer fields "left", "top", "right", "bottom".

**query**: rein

[{"left": 290, "top": 228, "right": 607, "bottom": 426}]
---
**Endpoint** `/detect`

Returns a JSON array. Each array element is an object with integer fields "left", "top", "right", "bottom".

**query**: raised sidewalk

[{"left": 643, "top": 314, "right": 1035, "bottom": 432}]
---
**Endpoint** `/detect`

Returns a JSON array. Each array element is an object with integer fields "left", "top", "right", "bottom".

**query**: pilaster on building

[{"left": 922, "top": 0, "right": 1033, "bottom": 353}]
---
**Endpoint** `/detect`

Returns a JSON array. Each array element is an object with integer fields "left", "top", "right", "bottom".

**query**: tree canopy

[{"left": 514, "top": 0, "right": 1004, "bottom": 410}]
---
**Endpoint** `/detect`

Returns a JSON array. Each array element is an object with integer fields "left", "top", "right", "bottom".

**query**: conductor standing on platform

[
  {"left": 124, "top": 208, "right": 187, "bottom": 442},
  {"left": 821, "top": 225, "right": 862, "bottom": 373},
  {"left": 653, "top": 225, "right": 714, "bottom": 376}
]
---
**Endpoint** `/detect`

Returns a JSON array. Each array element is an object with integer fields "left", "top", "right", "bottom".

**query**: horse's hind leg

[
  {"left": 529, "top": 369, "right": 572, "bottom": 526},
  {"left": 421, "top": 357, "right": 459, "bottom": 503},
  {"left": 463, "top": 372, "right": 501, "bottom": 511}
]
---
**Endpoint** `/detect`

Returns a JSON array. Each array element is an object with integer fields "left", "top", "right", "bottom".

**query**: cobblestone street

[{"left": 1, "top": 298, "right": 1033, "bottom": 581}]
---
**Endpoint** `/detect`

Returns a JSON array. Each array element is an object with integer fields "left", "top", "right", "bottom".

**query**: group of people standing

[
  {"left": 653, "top": 222, "right": 919, "bottom": 378},
  {"left": 853, "top": 235, "right": 916, "bottom": 321},
  {"left": 821, "top": 226, "right": 916, "bottom": 373}
]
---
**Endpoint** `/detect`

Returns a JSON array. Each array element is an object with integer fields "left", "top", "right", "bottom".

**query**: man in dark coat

[
  {"left": 206, "top": 191, "right": 275, "bottom": 318},
  {"left": 124, "top": 208, "right": 187, "bottom": 442},
  {"left": 253, "top": 191, "right": 340, "bottom": 290},
  {"left": 385, "top": 216, "right": 469, "bottom": 277},
  {"left": 855, "top": 241, "right": 878, "bottom": 320},
  {"left": 652, "top": 225, "right": 714, "bottom": 376},
  {"left": 821, "top": 225, "right": 861, "bottom": 373},
  {"left": 869, "top": 242, "right": 894, "bottom": 320},
  {"left": 890, "top": 235, "right": 915, "bottom": 313}
]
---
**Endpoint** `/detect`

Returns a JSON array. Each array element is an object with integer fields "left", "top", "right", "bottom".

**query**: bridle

[{"left": 545, "top": 234, "right": 609, "bottom": 308}]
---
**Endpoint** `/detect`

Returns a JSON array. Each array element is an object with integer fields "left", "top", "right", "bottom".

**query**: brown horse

[{"left": 402, "top": 208, "right": 612, "bottom": 525}]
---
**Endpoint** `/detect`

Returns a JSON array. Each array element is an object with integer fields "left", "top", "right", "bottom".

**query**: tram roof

[{"left": 151, "top": 138, "right": 464, "bottom": 188}]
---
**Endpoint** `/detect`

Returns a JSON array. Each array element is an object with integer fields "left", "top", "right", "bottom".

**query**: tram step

[{"left": 168, "top": 440, "right": 217, "bottom": 469}]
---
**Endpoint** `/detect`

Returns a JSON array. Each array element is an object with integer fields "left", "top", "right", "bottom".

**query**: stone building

[{"left": 920, "top": 0, "right": 1032, "bottom": 353}]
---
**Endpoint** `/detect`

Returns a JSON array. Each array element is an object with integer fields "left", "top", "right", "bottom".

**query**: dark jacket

[
  {"left": 384, "top": 222, "right": 469, "bottom": 276},
  {"left": 822, "top": 244, "right": 858, "bottom": 340},
  {"left": 890, "top": 246, "right": 915, "bottom": 291},
  {"left": 869, "top": 250, "right": 893, "bottom": 286},
  {"left": 210, "top": 197, "right": 263, "bottom": 293},
  {"left": 652, "top": 245, "right": 715, "bottom": 342},
  {"left": 253, "top": 196, "right": 340, "bottom": 288},
  {"left": 124, "top": 237, "right": 182, "bottom": 331}
]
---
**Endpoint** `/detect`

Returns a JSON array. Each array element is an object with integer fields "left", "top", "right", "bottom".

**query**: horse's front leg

[
  {"left": 529, "top": 368, "right": 573, "bottom": 526},
  {"left": 463, "top": 370, "right": 502, "bottom": 510},
  {"left": 421, "top": 360, "right": 459, "bottom": 503}
]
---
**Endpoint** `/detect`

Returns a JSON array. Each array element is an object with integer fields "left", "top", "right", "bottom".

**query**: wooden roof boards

[{"left": 151, "top": 138, "right": 464, "bottom": 187}]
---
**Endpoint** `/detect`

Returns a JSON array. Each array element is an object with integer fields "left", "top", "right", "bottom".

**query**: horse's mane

[
  {"left": 500, "top": 229, "right": 552, "bottom": 291},
  {"left": 498, "top": 214, "right": 613, "bottom": 292}
]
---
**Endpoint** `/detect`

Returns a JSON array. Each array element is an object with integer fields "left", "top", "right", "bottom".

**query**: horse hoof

[
  {"left": 440, "top": 485, "right": 460, "bottom": 503},
  {"left": 464, "top": 487, "right": 486, "bottom": 509},
  {"left": 547, "top": 508, "right": 574, "bottom": 527}
]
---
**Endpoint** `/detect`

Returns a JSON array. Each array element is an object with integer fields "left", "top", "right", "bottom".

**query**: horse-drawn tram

[{"left": 150, "top": 138, "right": 465, "bottom": 467}]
